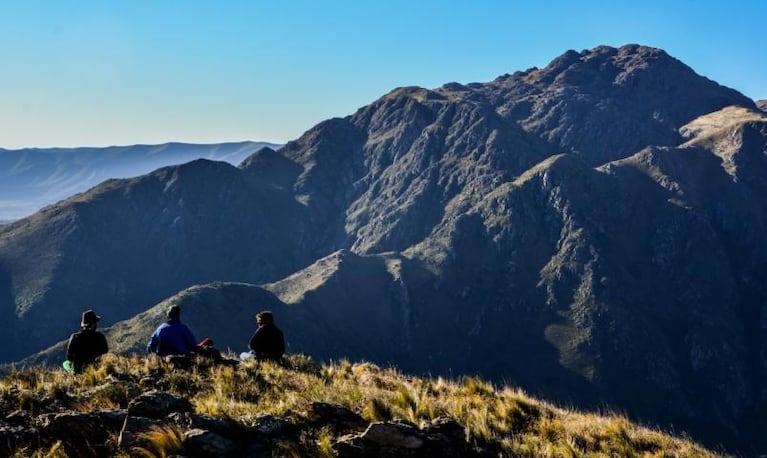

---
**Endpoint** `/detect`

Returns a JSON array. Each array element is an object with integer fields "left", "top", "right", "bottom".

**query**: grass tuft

[{"left": 132, "top": 426, "right": 185, "bottom": 458}]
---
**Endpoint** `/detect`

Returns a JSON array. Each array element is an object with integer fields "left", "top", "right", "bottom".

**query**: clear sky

[{"left": 0, "top": 0, "right": 764, "bottom": 149}]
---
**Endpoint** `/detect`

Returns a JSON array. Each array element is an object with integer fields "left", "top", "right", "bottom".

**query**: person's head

[
  {"left": 81, "top": 309, "right": 101, "bottom": 329},
  {"left": 256, "top": 311, "right": 274, "bottom": 327},
  {"left": 167, "top": 305, "right": 181, "bottom": 321}
]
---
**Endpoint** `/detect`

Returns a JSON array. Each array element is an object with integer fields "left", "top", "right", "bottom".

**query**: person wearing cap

[
  {"left": 146, "top": 305, "right": 198, "bottom": 357},
  {"left": 247, "top": 311, "right": 285, "bottom": 361},
  {"left": 65, "top": 310, "right": 109, "bottom": 374}
]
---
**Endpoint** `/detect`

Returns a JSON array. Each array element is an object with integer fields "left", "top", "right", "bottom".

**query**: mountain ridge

[
  {"left": 2, "top": 44, "right": 766, "bottom": 453},
  {"left": 0, "top": 141, "right": 282, "bottom": 220}
]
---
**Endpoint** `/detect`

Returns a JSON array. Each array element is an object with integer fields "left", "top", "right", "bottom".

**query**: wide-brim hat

[{"left": 81, "top": 309, "right": 101, "bottom": 325}]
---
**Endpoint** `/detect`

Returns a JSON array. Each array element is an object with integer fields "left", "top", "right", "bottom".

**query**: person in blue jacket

[{"left": 147, "top": 305, "right": 198, "bottom": 356}]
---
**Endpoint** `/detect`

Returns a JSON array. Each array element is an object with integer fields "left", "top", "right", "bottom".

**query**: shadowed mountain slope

[
  {"left": 0, "top": 157, "right": 315, "bottom": 361},
  {"left": 19, "top": 251, "right": 418, "bottom": 364},
  {"left": 2, "top": 44, "right": 767, "bottom": 453}
]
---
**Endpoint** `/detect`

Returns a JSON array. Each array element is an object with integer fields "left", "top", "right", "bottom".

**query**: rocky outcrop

[
  {"left": 333, "top": 419, "right": 469, "bottom": 457},
  {"left": 184, "top": 428, "right": 238, "bottom": 457},
  {"left": 0, "top": 380, "right": 474, "bottom": 457},
  {"left": 127, "top": 390, "right": 194, "bottom": 418},
  {"left": 307, "top": 402, "right": 368, "bottom": 433}
]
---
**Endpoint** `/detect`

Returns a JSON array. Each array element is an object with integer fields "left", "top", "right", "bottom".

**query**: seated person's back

[
  {"left": 249, "top": 310, "right": 285, "bottom": 360},
  {"left": 67, "top": 309, "right": 109, "bottom": 373},
  {"left": 147, "top": 305, "right": 197, "bottom": 357}
]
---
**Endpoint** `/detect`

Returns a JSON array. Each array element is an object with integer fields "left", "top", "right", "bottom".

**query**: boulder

[
  {"left": 363, "top": 421, "right": 424, "bottom": 449},
  {"left": 333, "top": 419, "right": 469, "bottom": 457},
  {"left": 333, "top": 421, "right": 425, "bottom": 457},
  {"left": 421, "top": 416, "right": 466, "bottom": 447},
  {"left": 243, "top": 439, "right": 271, "bottom": 457},
  {"left": 184, "top": 428, "right": 237, "bottom": 457},
  {"left": 127, "top": 390, "right": 193, "bottom": 419},
  {"left": 95, "top": 409, "right": 128, "bottom": 430},
  {"left": 38, "top": 412, "right": 110, "bottom": 456},
  {"left": 4, "top": 409, "right": 31, "bottom": 426},
  {"left": 167, "top": 411, "right": 239, "bottom": 437},
  {"left": 332, "top": 436, "right": 367, "bottom": 458},
  {"left": 0, "top": 424, "right": 39, "bottom": 456},
  {"left": 306, "top": 402, "right": 368, "bottom": 433},
  {"left": 253, "top": 414, "right": 294, "bottom": 438}
]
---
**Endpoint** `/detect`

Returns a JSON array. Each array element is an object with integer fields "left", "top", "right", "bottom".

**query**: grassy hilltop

[{"left": 0, "top": 354, "right": 720, "bottom": 457}]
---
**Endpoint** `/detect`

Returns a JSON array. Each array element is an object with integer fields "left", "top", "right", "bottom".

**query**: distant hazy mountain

[
  {"left": 0, "top": 141, "right": 281, "bottom": 220},
  {"left": 3, "top": 45, "right": 766, "bottom": 453}
]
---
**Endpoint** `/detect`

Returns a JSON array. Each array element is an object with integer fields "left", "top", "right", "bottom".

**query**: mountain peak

[
  {"left": 482, "top": 44, "right": 755, "bottom": 164},
  {"left": 526, "top": 44, "right": 684, "bottom": 88}
]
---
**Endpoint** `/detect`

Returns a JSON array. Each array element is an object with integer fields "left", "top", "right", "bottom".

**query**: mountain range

[
  {"left": 0, "top": 141, "right": 281, "bottom": 220},
  {"left": 2, "top": 44, "right": 766, "bottom": 453}
]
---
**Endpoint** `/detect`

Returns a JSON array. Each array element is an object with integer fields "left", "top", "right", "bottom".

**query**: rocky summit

[{"left": 1, "top": 44, "right": 766, "bottom": 453}]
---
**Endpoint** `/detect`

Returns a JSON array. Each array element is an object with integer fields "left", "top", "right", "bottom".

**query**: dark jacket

[
  {"left": 249, "top": 323, "right": 285, "bottom": 360},
  {"left": 147, "top": 319, "right": 198, "bottom": 356},
  {"left": 66, "top": 328, "right": 108, "bottom": 373}
]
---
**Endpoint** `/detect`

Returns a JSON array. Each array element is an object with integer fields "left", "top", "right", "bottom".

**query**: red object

[{"left": 198, "top": 338, "right": 214, "bottom": 347}]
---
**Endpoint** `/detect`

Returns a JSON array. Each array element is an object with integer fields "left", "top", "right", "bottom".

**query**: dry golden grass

[
  {"left": 9, "top": 441, "right": 68, "bottom": 458},
  {"left": 131, "top": 426, "right": 185, "bottom": 458},
  {"left": 0, "top": 353, "right": 721, "bottom": 457}
]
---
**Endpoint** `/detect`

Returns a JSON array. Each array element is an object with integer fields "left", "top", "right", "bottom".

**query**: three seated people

[{"left": 65, "top": 305, "right": 286, "bottom": 373}]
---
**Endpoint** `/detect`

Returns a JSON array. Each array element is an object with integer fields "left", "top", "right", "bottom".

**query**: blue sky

[{"left": 0, "top": 0, "right": 764, "bottom": 149}]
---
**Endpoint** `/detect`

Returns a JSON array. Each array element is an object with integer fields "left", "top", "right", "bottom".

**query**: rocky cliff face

[{"left": 2, "top": 44, "right": 766, "bottom": 453}]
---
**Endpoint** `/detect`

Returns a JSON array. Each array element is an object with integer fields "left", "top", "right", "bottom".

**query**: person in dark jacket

[
  {"left": 147, "top": 305, "right": 198, "bottom": 357},
  {"left": 248, "top": 311, "right": 285, "bottom": 361},
  {"left": 66, "top": 310, "right": 109, "bottom": 374}
]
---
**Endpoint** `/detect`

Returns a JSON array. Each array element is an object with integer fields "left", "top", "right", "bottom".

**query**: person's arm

[
  {"left": 147, "top": 329, "right": 159, "bottom": 354},
  {"left": 183, "top": 325, "right": 198, "bottom": 354},
  {"left": 277, "top": 330, "right": 285, "bottom": 357},
  {"left": 66, "top": 333, "right": 78, "bottom": 361},
  {"left": 98, "top": 333, "right": 109, "bottom": 356},
  {"left": 249, "top": 329, "right": 261, "bottom": 352}
]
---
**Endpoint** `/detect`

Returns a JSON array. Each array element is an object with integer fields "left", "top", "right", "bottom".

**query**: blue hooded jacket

[{"left": 147, "top": 319, "right": 197, "bottom": 356}]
